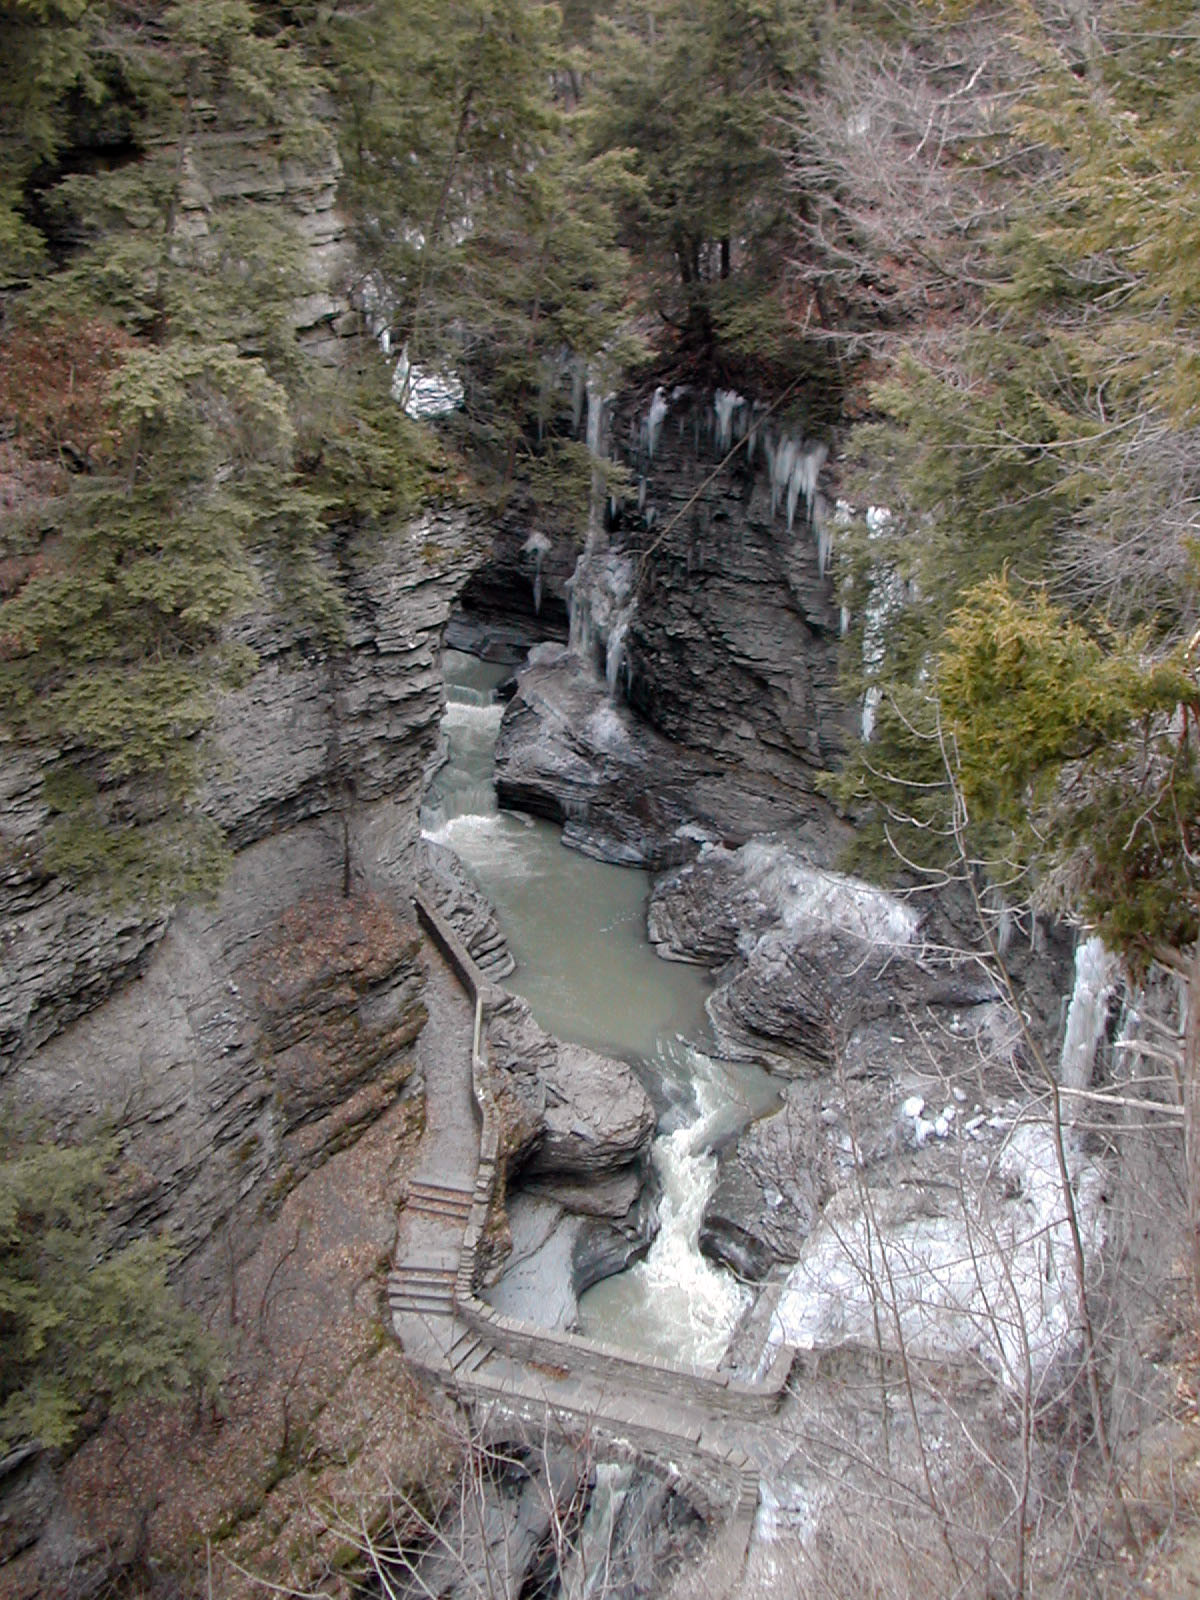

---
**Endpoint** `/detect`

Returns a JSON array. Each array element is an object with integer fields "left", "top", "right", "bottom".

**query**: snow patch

[
  {"left": 767, "top": 1120, "right": 1105, "bottom": 1386},
  {"left": 736, "top": 841, "right": 921, "bottom": 948}
]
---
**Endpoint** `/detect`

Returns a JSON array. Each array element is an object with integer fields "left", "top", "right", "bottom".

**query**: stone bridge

[{"left": 389, "top": 892, "right": 800, "bottom": 1579}]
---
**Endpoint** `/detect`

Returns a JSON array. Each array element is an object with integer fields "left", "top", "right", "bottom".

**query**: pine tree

[
  {"left": 0, "top": 1128, "right": 213, "bottom": 1453},
  {"left": 327, "top": 0, "right": 635, "bottom": 513},
  {"left": 588, "top": 0, "right": 814, "bottom": 368}
]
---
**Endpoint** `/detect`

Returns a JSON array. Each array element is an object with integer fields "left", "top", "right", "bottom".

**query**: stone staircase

[
  {"left": 445, "top": 1327, "right": 496, "bottom": 1378},
  {"left": 466, "top": 926, "right": 513, "bottom": 977},
  {"left": 388, "top": 1261, "right": 459, "bottom": 1317}
]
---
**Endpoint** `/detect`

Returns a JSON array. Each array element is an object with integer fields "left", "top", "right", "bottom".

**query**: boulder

[
  {"left": 494, "top": 650, "right": 811, "bottom": 869},
  {"left": 485, "top": 992, "right": 656, "bottom": 1178}
]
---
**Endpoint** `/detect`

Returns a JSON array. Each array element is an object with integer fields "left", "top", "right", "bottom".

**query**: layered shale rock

[
  {"left": 2, "top": 512, "right": 479, "bottom": 1291},
  {"left": 494, "top": 648, "right": 819, "bottom": 868},
  {"left": 247, "top": 891, "right": 426, "bottom": 1156}
]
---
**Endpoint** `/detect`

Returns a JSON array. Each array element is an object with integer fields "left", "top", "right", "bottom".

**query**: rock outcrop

[
  {"left": 460, "top": 381, "right": 853, "bottom": 838},
  {"left": 247, "top": 891, "right": 426, "bottom": 1154},
  {"left": 494, "top": 648, "right": 833, "bottom": 868},
  {"left": 616, "top": 389, "right": 848, "bottom": 808},
  {"left": 450, "top": 497, "right": 576, "bottom": 661},
  {"left": 700, "top": 1091, "right": 822, "bottom": 1280},
  {"left": 481, "top": 990, "right": 660, "bottom": 1329},
  {"left": 647, "top": 840, "right": 1002, "bottom": 1073},
  {"left": 418, "top": 837, "right": 516, "bottom": 978}
]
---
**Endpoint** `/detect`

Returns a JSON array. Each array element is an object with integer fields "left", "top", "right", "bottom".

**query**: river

[{"left": 422, "top": 650, "right": 778, "bottom": 1366}]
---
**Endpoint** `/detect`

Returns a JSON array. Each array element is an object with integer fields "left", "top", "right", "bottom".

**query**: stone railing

[{"left": 411, "top": 886, "right": 794, "bottom": 1418}]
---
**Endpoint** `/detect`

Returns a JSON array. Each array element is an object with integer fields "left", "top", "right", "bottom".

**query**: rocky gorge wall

[
  {"left": 2, "top": 506, "right": 482, "bottom": 1294},
  {"left": 0, "top": 90, "right": 503, "bottom": 1298},
  {"left": 456, "top": 380, "right": 852, "bottom": 850}
]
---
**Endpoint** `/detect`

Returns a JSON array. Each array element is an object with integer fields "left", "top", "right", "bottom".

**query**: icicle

[
  {"left": 523, "top": 531, "right": 552, "bottom": 616},
  {"left": 772, "top": 437, "right": 798, "bottom": 520},
  {"left": 567, "top": 548, "right": 635, "bottom": 695},
  {"left": 1059, "top": 937, "right": 1121, "bottom": 1089},
  {"left": 642, "top": 386, "right": 669, "bottom": 461},
  {"left": 840, "top": 605, "right": 851, "bottom": 637},
  {"left": 714, "top": 389, "right": 743, "bottom": 455},
  {"left": 786, "top": 441, "right": 828, "bottom": 533}
]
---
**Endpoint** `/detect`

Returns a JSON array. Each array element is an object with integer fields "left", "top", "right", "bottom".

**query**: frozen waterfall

[{"left": 1059, "top": 936, "right": 1121, "bottom": 1090}]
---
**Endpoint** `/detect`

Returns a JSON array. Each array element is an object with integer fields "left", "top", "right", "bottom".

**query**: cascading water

[
  {"left": 579, "top": 1042, "right": 766, "bottom": 1365},
  {"left": 424, "top": 650, "right": 778, "bottom": 1364}
]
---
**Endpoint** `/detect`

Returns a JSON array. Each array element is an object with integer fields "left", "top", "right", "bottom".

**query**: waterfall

[
  {"left": 1060, "top": 936, "right": 1121, "bottom": 1089},
  {"left": 583, "top": 366, "right": 614, "bottom": 553},
  {"left": 583, "top": 1043, "right": 753, "bottom": 1366}
]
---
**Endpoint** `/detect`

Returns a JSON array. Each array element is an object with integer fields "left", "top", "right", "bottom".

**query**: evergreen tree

[
  {"left": 0, "top": 1, "right": 358, "bottom": 904},
  {"left": 327, "top": 0, "right": 635, "bottom": 515},
  {"left": 0, "top": 1128, "right": 212, "bottom": 1453},
  {"left": 588, "top": 0, "right": 815, "bottom": 368}
]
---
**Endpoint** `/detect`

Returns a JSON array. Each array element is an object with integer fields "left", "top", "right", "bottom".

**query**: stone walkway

[{"left": 390, "top": 895, "right": 795, "bottom": 1580}]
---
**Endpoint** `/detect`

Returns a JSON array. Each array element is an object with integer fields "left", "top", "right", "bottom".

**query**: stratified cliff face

[
  {"left": 0, "top": 91, "right": 493, "bottom": 1290},
  {"left": 615, "top": 389, "right": 848, "bottom": 812},
  {"left": 457, "top": 382, "right": 851, "bottom": 844},
  {"left": 2, "top": 513, "right": 480, "bottom": 1293}
]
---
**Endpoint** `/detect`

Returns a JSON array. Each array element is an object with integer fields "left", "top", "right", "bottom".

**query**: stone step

[
  {"left": 407, "top": 1196, "right": 474, "bottom": 1221},
  {"left": 410, "top": 1179, "right": 475, "bottom": 1200},
  {"left": 395, "top": 1263, "right": 458, "bottom": 1281},
  {"left": 392, "top": 1283, "right": 456, "bottom": 1301},
  {"left": 391, "top": 1298, "right": 455, "bottom": 1318},
  {"left": 449, "top": 1336, "right": 492, "bottom": 1377},
  {"left": 408, "top": 1185, "right": 474, "bottom": 1208},
  {"left": 447, "top": 1328, "right": 478, "bottom": 1363},
  {"left": 389, "top": 1278, "right": 455, "bottom": 1299}
]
